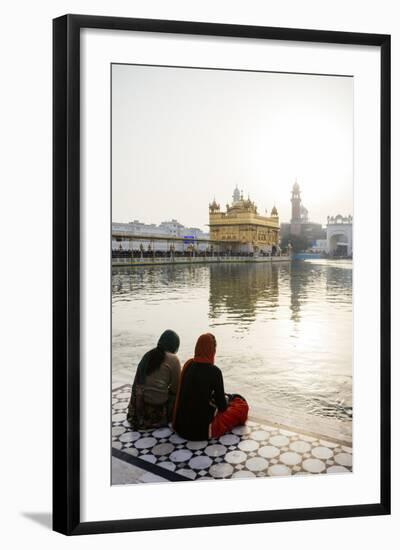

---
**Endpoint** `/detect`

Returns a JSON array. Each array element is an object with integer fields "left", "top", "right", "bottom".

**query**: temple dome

[
  {"left": 232, "top": 186, "right": 241, "bottom": 203},
  {"left": 209, "top": 198, "right": 220, "bottom": 212}
]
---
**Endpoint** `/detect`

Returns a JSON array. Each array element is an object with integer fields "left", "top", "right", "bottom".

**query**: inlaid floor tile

[{"left": 111, "top": 384, "right": 352, "bottom": 483}]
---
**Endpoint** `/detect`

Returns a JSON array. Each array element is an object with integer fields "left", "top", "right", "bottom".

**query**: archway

[{"left": 329, "top": 233, "right": 349, "bottom": 256}]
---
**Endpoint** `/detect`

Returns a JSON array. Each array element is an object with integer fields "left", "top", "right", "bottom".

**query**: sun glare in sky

[{"left": 112, "top": 64, "right": 353, "bottom": 230}]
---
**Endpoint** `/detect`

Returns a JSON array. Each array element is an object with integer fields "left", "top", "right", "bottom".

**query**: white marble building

[
  {"left": 112, "top": 219, "right": 210, "bottom": 252},
  {"left": 326, "top": 215, "right": 353, "bottom": 256}
]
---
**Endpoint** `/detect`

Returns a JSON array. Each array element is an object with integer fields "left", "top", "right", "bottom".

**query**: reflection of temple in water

[
  {"left": 325, "top": 264, "right": 352, "bottom": 297},
  {"left": 289, "top": 262, "right": 310, "bottom": 322},
  {"left": 289, "top": 261, "right": 352, "bottom": 321},
  {"left": 112, "top": 261, "right": 352, "bottom": 330},
  {"left": 112, "top": 265, "right": 210, "bottom": 296},
  {"left": 208, "top": 263, "right": 281, "bottom": 323}
]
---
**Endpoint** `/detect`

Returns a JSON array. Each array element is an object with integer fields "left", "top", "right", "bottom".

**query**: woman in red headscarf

[{"left": 173, "top": 333, "right": 249, "bottom": 441}]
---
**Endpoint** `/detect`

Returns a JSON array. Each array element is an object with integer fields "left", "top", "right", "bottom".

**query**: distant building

[
  {"left": 209, "top": 186, "right": 280, "bottom": 254},
  {"left": 280, "top": 181, "right": 326, "bottom": 245},
  {"left": 326, "top": 215, "right": 353, "bottom": 256},
  {"left": 113, "top": 219, "right": 208, "bottom": 239},
  {"left": 311, "top": 239, "right": 328, "bottom": 253},
  {"left": 112, "top": 219, "right": 209, "bottom": 252}
]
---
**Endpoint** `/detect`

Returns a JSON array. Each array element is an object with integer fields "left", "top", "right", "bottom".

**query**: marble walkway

[{"left": 112, "top": 384, "right": 352, "bottom": 484}]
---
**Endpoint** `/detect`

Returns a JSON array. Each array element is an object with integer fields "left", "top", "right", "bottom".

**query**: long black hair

[
  {"left": 146, "top": 347, "right": 166, "bottom": 376},
  {"left": 145, "top": 330, "right": 180, "bottom": 376}
]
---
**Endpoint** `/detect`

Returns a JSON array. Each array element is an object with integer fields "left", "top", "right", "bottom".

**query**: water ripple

[{"left": 112, "top": 260, "right": 352, "bottom": 421}]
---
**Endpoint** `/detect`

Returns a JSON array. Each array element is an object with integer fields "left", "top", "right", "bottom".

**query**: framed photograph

[{"left": 53, "top": 14, "right": 391, "bottom": 535}]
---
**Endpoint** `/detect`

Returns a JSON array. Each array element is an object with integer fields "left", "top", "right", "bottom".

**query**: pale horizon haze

[{"left": 112, "top": 64, "right": 353, "bottom": 231}]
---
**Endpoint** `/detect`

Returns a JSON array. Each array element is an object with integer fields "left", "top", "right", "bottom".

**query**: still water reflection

[{"left": 112, "top": 260, "right": 352, "bottom": 421}]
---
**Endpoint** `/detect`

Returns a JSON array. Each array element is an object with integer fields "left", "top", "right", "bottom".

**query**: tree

[{"left": 280, "top": 234, "right": 309, "bottom": 253}]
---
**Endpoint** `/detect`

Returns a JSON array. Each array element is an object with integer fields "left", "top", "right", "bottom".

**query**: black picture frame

[{"left": 53, "top": 14, "right": 391, "bottom": 535}]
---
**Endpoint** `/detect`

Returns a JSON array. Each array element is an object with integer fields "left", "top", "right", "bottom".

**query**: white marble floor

[
  {"left": 112, "top": 384, "right": 352, "bottom": 484},
  {"left": 112, "top": 456, "right": 169, "bottom": 485}
]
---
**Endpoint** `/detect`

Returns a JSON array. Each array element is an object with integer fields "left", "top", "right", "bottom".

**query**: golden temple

[{"left": 209, "top": 186, "right": 280, "bottom": 254}]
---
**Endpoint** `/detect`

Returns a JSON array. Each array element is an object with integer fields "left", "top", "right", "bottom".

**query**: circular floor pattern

[
  {"left": 268, "top": 464, "right": 291, "bottom": 476},
  {"left": 334, "top": 452, "right": 352, "bottom": 467},
  {"left": 112, "top": 413, "right": 127, "bottom": 423},
  {"left": 258, "top": 445, "right": 280, "bottom": 459},
  {"left": 250, "top": 430, "right": 270, "bottom": 441},
  {"left": 169, "top": 433, "right": 187, "bottom": 444},
  {"left": 225, "top": 450, "right": 247, "bottom": 464},
  {"left": 280, "top": 451, "right": 302, "bottom": 466},
  {"left": 113, "top": 402, "right": 127, "bottom": 410},
  {"left": 232, "top": 425, "right": 251, "bottom": 435},
  {"left": 112, "top": 426, "right": 126, "bottom": 437},
  {"left": 302, "top": 458, "right": 326, "bottom": 473},
  {"left": 152, "top": 427, "right": 172, "bottom": 439},
  {"left": 319, "top": 439, "right": 338, "bottom": 449},
  {"left": 209, "top": 463, "right": 234, "bottom": 478},
  {"left": 119, "top": 431, "right": 141, "bottom": 443},
  {"left": 232, "top": 470, "right": 256, "bottom": 478},
  {"left": 152, "top": 443, "right": 174, "bottom": 456},
  {"left": 122, "top": 420, "right": 134, "bottom": 428},
  {"left": 205, "top": 444, "right": 227, "bottom": 457},
  {"left": 269, "top": 435, "right": 290, "bottom": 447},
  {"left": 112, "top": 384, "right": 352, "bottom": 483},
  {"left": 169, "top": 449, "right": 193, "bottom": 463},
  {"left": 219, "top": 434, "right": 240, "bottom": 446},
  {"left": 187, "top": 440, "right": 208, "bottom": 450},
  {"left": 289, "top": 440, "right": 311, "bottom": 454},
  {"left": 311, "top": 446, "right": 334, "bottom": 460},
  {"left": 134, "top": 436, "right": 157, "bottom": 449},
  {"left": 238, "top": 439, "right": 259, "bottom": 452},
  {"left": 189, "top": 456, "right": 213, "bottom": 470},
  {"left": 246, "top": 457, "right": 269, "bottom": 472}
]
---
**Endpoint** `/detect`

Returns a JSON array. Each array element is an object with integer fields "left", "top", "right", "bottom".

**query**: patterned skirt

[{"left": 126, "top": 384, "right": 172, "bottom": 430}]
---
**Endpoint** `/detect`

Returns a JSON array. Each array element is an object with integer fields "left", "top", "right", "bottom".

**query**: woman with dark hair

[
  {"left": 127, "top": 330, "right": 181, "bottom": 430},
  {"left": 173, "top": 333, "right": 249, "bottom": 441}
]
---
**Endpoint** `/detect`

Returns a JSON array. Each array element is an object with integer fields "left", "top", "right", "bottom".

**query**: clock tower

[{"left": 290, "top": 181, "right": 302, "bottom": 235}]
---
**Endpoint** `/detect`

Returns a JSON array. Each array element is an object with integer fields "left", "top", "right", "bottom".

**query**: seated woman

[
  {"left": 127, "top": 330, "right": 181, "bottom": 430},
  {"left": 173, "top": 333, "right": 249, "bottom": 441}
]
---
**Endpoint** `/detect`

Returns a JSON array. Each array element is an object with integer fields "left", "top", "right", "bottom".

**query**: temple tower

[
  {"left": 290, "top": 181, "right": 302, "bottom": 236},
  {"left": 291, "top": 181, "right": 301, "bottom": 222}
]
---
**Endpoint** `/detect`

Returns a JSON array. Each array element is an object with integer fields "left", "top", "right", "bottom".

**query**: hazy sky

[{"left": 112, "top": 64, "right": 353, "bottom": 230}]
